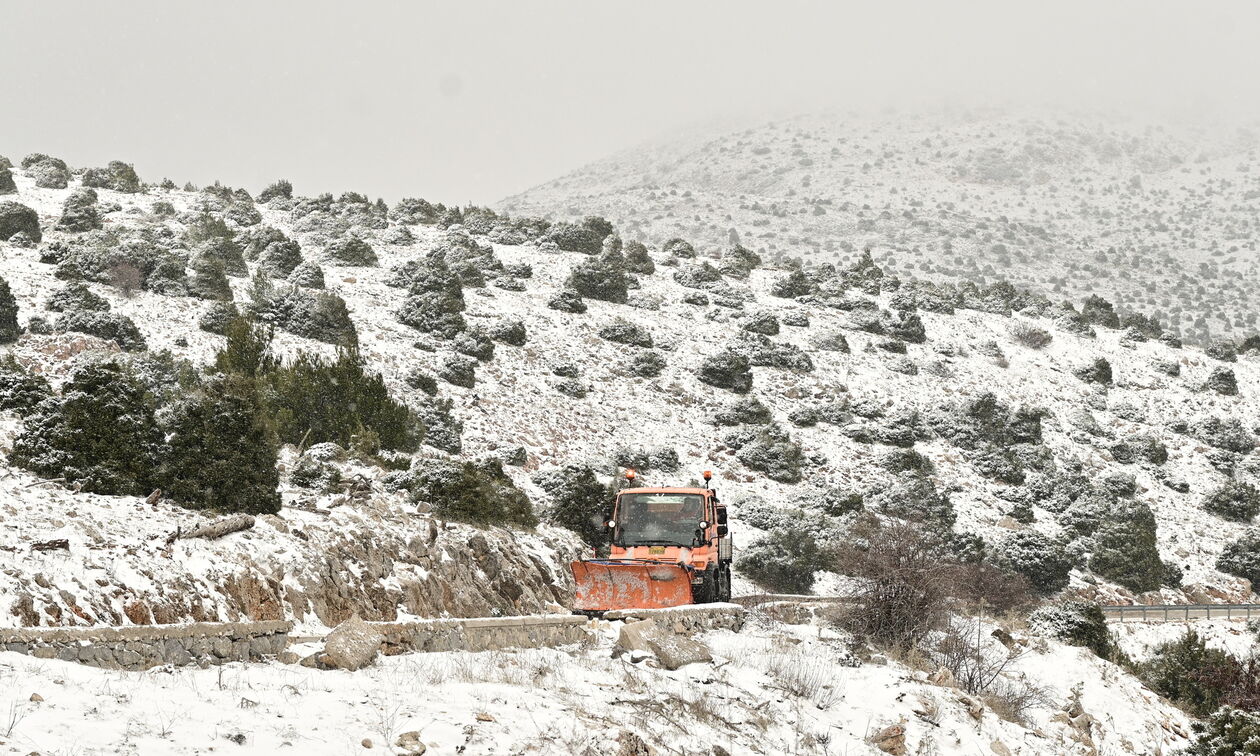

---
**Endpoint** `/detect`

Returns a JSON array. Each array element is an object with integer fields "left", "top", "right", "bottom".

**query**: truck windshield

[{"left": 615, "top": 493, "right": 705, "bottom": 546}]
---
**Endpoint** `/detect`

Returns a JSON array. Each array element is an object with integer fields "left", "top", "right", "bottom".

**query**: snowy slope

[
  {"left": 502, "top": 109, "right": 1260, "bottom": 346},
  {"left": 0, "top": 613, "right": 1196, "bottom": 756},
  {"left": 1, "top": 157, "right": 1258, "bottom": 634}
]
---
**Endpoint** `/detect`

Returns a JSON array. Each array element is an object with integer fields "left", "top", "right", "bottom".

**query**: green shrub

[
  {"left": 737, "top": 528, "right": 829, "bottom": 593},
  {"left": 696, "top": 349, "right": 753, "bottom": 393},
  {"left": 598, "top": 318, "right": 653, "bottom": 348},
  {"left": 737, "top": 424, "right": 803, "bottom": 483},
  {"left": 421, "top": 459, "right": 537, "bottom": 528},
  {"left": 324, "top": 234, "right": 378, "bottom": 266},
  {"left": 188, "top": 257, "right": 233, "bottom": 301},
  {"left": 0, "top": 201, "right": 43, "bottom": 243},
  {"left": 258, "top": 286, "right": 359, "bottom": 348},
  {"left": 1029, "top": 601, "right": 1119, "bottom": 661},
  {"left": 0, "top": 356, "right": 51, "bottom": 414},
  {"left": 46, "top": 282, "right": 110, "bottom": 313},
  {"left": 1203, "top": 480, "right": 1260, "bottom": 523},
  {"left": 629, "top": 350, "right": 666, "bottom": 378},
  {"left": 566, "top": 249, "right": 629, "bottom": 304},
  {"left": 1088, "top": 500, "right": 1166, "bottom": 592},
  {"left": 623, "top": 241, "right": 655, "bottom": 275},
  {"left": 547, "top": 288, "right": 587, "bottom": 314},
  {"left": 1190, "top": 707, "right": 1260, "bottom": 755},
  {"left": 10, "top": 362, "right": 161, "bottom": 495},
  {"left": 1217, "top": 530, "right": 1260, "bottom": 585},
  {"left": 0, "top": 276, "right": 18, "bottom": 343},
  {"left": 1139, "top": 630, "right": 1241, "bottom": 716},
  {"left": 538, "top": 464, "right": 612, "bottom": 545},
  {"left": 214, "top": 317, "right": 278, "bottom": 377},
  {"left": 267, "top": 350, "right": 419, "bottom": 452},
  {"left": 160, "top": 375, "right": 280, "bottom": 514},
  {"left": 55, "top": 311, "right": 147, "bottom": 351},
  {"left": 543, "top": 216, "right": 613, "bottom": 254},
  {"left": 258, "top": 179, "right": 292, "bottom": 203},
  {"left": 397, "top": 259, "right": 466, "bottom": 338},
  {"left": 996, "top": 531, "right": 1072, "bottom": 594}
]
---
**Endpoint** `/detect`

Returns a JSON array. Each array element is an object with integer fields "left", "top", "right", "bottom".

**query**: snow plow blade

[{"left": 571, "top": 560, "right": 694, "bottom": 612}]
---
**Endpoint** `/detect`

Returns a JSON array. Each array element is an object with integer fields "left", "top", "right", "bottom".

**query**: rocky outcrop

[{"left": 5, "top": 497, "right": 582, "bottom": 631}]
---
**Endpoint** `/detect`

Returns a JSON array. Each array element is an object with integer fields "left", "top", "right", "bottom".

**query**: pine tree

[
  {"left": 0, "top": 275, "right": 19, "bottom": 343},
  {"left": 11, "top": 362, "right": 161, "bottom": 495},
  {"left": 161, "top": 375, "right": 280, "bottom": 514},
  {"left": 542, "top": 465, "right": 613, "bottom": 545},
  {"left": 214, "top": 317, "right": 277, "bottom": 378},
  {"left": 268, "top": 349, "right": 420, "bottom": 451}
]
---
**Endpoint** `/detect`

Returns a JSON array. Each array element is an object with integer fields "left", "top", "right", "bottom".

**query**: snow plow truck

[{"left": 571, "top": 471, "right": 733, "bottom": 613}]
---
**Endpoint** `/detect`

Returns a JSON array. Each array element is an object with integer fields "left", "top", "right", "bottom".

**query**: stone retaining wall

[
  {"left": 372, "top": 614, "right": 590, "bottom": 654},
  {"left": 603, "top": 603, "right": 746, "bottom": 633},
  {"left": 0, "top": 621, "right": 293, "bottom": 670}
]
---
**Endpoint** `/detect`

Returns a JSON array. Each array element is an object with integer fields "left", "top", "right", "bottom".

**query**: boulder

[
  {"left": 395, "top": 731, "right": 427, "bottom": 755},
  {"left": 869, "top": 723, "right": 907, "bottom": 755},
  {"left": 323, "top": 614, "right": 383, "bottom": 671},
  {"left": 615, "top": 618, "right": 712, "bottom": 670}
]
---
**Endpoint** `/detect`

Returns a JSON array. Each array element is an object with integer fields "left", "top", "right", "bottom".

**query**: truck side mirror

[
  {"left": 716, "top": 508, "right": 728, "bottom": 525},
  {"left": 717, "top": 524, "right": 728, "bottom": 537}
]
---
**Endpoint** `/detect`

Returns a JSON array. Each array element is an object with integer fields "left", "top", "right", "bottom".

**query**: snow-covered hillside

[
  {"left": 1, "top": 150, "right": 1258, "bottom": 632},
  {"left": 3, "top": 150, "right": 1260, "bottom": 756},
  {"left": 502, "top": 109, "right": 1260, "bottom": 346},
  {"left": 0, "top": 612, "right": 1198, "bottom": 756}
]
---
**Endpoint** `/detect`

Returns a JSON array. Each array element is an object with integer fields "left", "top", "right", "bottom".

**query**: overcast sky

[{"left": 3, "top": 1, "right": 1258, "bottom": 203}]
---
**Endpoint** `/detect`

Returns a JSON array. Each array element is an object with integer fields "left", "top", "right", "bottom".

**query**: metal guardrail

[{"left": 1102, "top": 604, "right": 1260, "bottom": 622}]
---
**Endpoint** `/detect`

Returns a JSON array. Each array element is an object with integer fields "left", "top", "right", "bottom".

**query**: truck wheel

[{"left": 693, "top": 567, "right": 718, "bottom": 604}]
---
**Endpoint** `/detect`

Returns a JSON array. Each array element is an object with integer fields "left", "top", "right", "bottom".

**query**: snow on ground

[
  {"left": 0, "top": 614, "right": 1193, "bottom": 756},
  {"left": 1112, "top": 618, "right": 1260, "bottom": 662}
]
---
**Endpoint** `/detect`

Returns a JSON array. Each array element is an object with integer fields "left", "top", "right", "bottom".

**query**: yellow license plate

[{"left": 649, "top": 546, "right": 665, "bottom": 555}]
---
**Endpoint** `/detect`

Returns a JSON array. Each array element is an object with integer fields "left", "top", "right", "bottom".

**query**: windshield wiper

[{"left": 624, "top": 540, "right": 686, "bottom": 546}]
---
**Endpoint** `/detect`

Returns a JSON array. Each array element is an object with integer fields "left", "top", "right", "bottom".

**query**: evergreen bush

[
  {"left": 737, "top": 528, "right": 829, "bottom": 594},
  {"left": 10, "top": 361, "right": 161, "bottom": 495},
  {"left": 1203, "top": 480, "right": 1260, "bottom": 523},
  {"left": 696, "top": 349, "right": 753, "bottom": 393},
  {"left": 996, "top": 531, "right": 1072, "bottom": 594},
  {"left": 160, "top": 375, "right": 280, "bottom": 514},
  {"left": 1216, "top": 530, "right": 1260, "bottom": 586}
]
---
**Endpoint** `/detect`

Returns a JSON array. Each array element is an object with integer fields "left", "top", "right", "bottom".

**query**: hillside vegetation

[{"left": 503, "top": 110, "right": 1260, "bottom": 347}]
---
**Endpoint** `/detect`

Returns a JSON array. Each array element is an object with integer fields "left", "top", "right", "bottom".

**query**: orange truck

[{"left": 571, "top": 471, "right": 733, "bottom": 613}]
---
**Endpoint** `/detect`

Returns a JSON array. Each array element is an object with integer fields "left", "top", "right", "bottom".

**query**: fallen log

[{"left": 177, "top": 514, "right": 256, "bottom": 541}]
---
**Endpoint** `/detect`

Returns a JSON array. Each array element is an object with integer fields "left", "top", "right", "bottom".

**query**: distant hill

[{"left": 502, "top": 109, "right": 1260, "bottom": 346}]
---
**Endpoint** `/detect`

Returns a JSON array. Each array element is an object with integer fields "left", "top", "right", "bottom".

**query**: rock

[
  {"left": 869, "top": 723, "right": 907, "bottom": 755},
  {"left": 990, "top": 740, "right": 1012, "bottom": 756},
  {"left": 646, "top": 632, "right": 712, "bottom": 670},
  {"left": 712, "top": 747, "right": 731, "bottom": 756},
  {"left": 615, "top": 619, "right": 656, "bottom": 656},
  {"left": 395, "top": 731, "right": 427, "bottom": 755},
  {"left": 927, "top": 666, "right": 954, "bottom": 686},
  {"left": 615, "top": 619, "right": 711, "bottom": 670},
  {"left": 276, "top": 651, "right": 300, "bottom": 665},
  {"left": 361, "top": 737, "right": 373, "bottom": 748},
  {"left": 616, "top": 730, "right": 652, "bottom": 756},
  {"left": 324, "top": 615, "right": 383, "bottom": 671},
  {"left": 475, "top": 712, "right": 494, "bottom": 722},
  {"left": 29, "top": 693, "right": 43, "bottom": 703}
]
